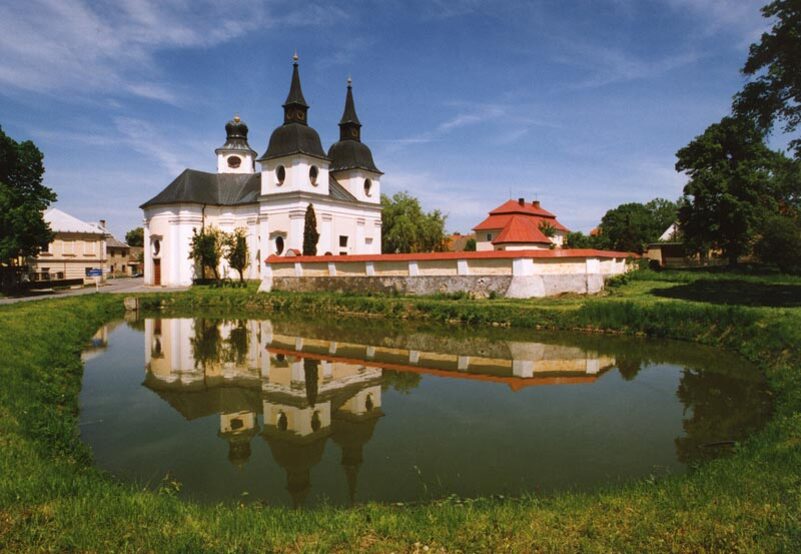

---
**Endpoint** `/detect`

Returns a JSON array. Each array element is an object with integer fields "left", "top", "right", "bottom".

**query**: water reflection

[{"left": 81, "top": 317, "right": 770, "bottom": 506}]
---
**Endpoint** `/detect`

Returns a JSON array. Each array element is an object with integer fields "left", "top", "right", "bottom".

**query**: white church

[{"left": 141, "top": 55, "right": 383, "bottom": 286}]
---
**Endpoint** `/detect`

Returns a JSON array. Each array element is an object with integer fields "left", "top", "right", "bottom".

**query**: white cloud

[
  {"left": 662, "top": 0, "right": 768, "bottom": 45},
  {"left": 0, "top": 0, "right": 349, "bottom": 104}
]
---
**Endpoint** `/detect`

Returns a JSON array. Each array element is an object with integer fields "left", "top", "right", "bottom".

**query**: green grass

[{"left": 1, "top": 270, "right": 801, "bottom": 552}]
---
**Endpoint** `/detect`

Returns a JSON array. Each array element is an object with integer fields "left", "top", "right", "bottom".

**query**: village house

[{"left": 473, "top": 198, "right": 570, "bottom": 251}]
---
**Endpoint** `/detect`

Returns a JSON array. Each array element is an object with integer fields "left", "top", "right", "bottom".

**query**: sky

[{"left": 0, "top": 0, "right": 775, "bottom": 239}]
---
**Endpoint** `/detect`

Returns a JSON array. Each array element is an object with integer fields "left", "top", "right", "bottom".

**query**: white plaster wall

[
  {"left": 331, "top": 169, "right": 381, "bottom": 204},
  {"left": 260, "top": 155, "right": 330, "bottom": 197},
  {"left": 216, "top": 150, "right": 255, "bottom": 174}
]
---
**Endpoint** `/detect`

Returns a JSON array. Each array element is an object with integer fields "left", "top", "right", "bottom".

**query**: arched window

[
  {"left": 311, "top": 411, "right": 321, "bottom": 432},
  {"left": 309, "top": 165, "right": 319, "bottom": 186},
  {"left": 277, "top": 412, "right": 288, "bottom": 431},
  {"left": 364, "top": 178, "right": 372, "bottom": 196},
  {"left": 365, "top": 393, "right": 374, "bottom": 411},
  {"left": 275, "top": 165, "right": 286, "bottom": 185},
  {"left": 275, "top": 236, "right": 284, "bottom": 255}
]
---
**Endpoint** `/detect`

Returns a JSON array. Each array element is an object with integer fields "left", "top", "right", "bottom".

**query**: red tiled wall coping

[{"left": 266, "top": 249, "right": 637, "bottom": 265}]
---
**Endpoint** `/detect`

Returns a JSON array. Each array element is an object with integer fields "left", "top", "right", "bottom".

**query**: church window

[
  {"left": 277, "top": 412, "right": 288, "bottom": 431},
  {"left": 227, "top": 156, "right": 241, "bottom": 169},
  {"left": 339, "top": 235, "right": 348, "bottom": 248},
  {"left": 364, "top": 178, "right": 372, "bottom": 196},
  {"left": 230, "top": 418, "right": 244, "bottom": 431},
  {"left": 309, "top": 165, "right": 319, "bottom": 185},
  {"left": 153, "top": 239, "right": 161, "bottom": 257},
  {"left": 275, "top": 165, "right": 286, "bottom": 185},
  {"left": 365, "top": 394, "right": 374, "bottom": 411},
  {"left": 311, "top": 411, "right": 321, "bottom": 432},
  {"left": 275, "top": 236, "right": 285, "bottom": 255}
]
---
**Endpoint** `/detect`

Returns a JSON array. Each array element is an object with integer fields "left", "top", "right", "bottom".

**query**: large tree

[
  {"left": 0, "top": 126, "right": 56, "bottom": 285},
  {"left": 676, "top": 116, "right": 783, "bottom": 266},
  {"left": 597, "top": 198, "right": 678, "bottom": 253},
  {"left": 302, "top": 203, "right": 319, "bottom": 256},
  {"left": 125, "top": 227, "right": 144, "bottom": 247},
  {"left": 381, "top": 191, "right": 447, "bottom": 253},
  {"left": 734, "top": 0, "right": 801, "bottom": 158}
]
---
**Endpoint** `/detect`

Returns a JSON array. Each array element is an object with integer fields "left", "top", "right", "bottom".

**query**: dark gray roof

[
  {"left": 284, "top": 62, "right": 308, "bottom": 108},
  {"left": 328, "top": 140, "right": 382, "bottom": 174},
  {"left": 329, "top": 176, "right": 358, "bottom": 202},
  {"left": 217, "top": 117, "right": 256, "bottom": 154},
  {"left": 141, "top": 169, "right": 367, "bottom": 209},
  {"left": 259, "top": 123, "right": 328, "bottom": 162},
  {"left": 140, "top": 169, "right": 261, "bottom": 209},
  {"left": 339, "top": 83, "right": 360, "bottom": 126}
]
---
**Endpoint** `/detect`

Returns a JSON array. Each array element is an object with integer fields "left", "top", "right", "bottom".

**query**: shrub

[{"left": 755, "top": 215, "right": 801, "bottom": 275}]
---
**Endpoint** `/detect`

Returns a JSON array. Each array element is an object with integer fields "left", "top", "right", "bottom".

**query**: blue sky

[{"left": 0, "top": 0, "right": 772, "bottom": 239}]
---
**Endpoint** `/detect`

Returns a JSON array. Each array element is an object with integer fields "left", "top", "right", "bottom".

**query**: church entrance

[{"left": 153, "top": 259, "right": 161, "bottom": 286}]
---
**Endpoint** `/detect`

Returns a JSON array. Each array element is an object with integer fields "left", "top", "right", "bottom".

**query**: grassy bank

[{"left": 1, "top": 271, "right": 801, "bottom": 552}]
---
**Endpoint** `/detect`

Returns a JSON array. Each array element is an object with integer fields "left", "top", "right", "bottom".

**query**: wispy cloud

[
  {"left": 662, "top": 0, "right": 768, "bottom": 44},
  {"left": 0, "top": 0, "right": 349, "bottom": 104}
]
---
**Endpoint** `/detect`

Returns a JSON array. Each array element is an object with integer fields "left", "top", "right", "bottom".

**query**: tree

[
  {"left": 381, "top": 191, "right": 447, "bottom": 253},
  {"left": 644, "top": 198, "right": 679, "bottom": 237},
  {"left": 302, "top": 203, "right": 319, "bottom": 256},
  {"left": 464, "top": 237, "right": 477, "bottom": 251},
  {"left": 676, "top": 116, "right": 782, "bottom": 266},
  {"left": 564, "top": 231, "right": 598, "bottom": 249},
  {"left": 755, "top": 215, "right": 801, "bottom": 274},
  {"left": 0, "top": 126, "right": 56, "bottom": 287},
  {"left": 598, "top": 203, "right": 654, "bottom": 253},
  {"left": 189, "top": 226, "right": 223, "bottom": 281},
  {"left": 223, "top": 227, "right": 249, "bottom": 283},
  {"left": 125, "top": 227, "right": 144, "bottom": 247},
  {"left": 734, "top": 0, "right": 801, "bottom": 158}
]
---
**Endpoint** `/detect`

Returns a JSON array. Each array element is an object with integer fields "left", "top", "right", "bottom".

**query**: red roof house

[{"left": 473, "top": 198, "right": 569, "bottom": 251}]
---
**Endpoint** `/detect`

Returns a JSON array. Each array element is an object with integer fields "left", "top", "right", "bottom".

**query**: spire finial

[
  {"left": 234, "top": 113, "right": 240, "bottom": 123},
  {"left": 293, "top": 50, "right": 299, "bottom": 63},
  {"left": 347, "top": 75, "right": 352, "bottom": 87}
]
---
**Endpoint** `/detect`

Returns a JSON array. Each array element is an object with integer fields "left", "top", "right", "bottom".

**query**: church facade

[{"left": 141, "top": 55, "right": 383, "bottom": 287}]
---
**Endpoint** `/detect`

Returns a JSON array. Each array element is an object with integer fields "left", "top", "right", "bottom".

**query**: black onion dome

[
  {"left": 217, "top": 116, "right": 255, "bottom": 153},
  {"left": 260, "top": 123, "right": 328, "bottom": 161},
  {"left": 328, "top": 140, "right": 382, "bottom": 173}
]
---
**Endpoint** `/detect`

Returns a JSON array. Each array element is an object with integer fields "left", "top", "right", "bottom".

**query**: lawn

[{"left": 1, "top": 269, "right": 800, "bottom": 552}]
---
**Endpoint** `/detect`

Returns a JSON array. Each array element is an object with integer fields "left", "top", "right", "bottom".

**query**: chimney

[
  {"left": 532, "top": 200, "right": 541, "bottom": 209},
  {"left": 518, "top": 197, "right": 525, "bottom": 206},
  {"left": 99, "top": 219, "right": 107, "bottom": 229}
]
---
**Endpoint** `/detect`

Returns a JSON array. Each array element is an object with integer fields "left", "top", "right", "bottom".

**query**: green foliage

[
  {"left": 756, "top": 215, "right": 801, "bottom": 274},
  {"left": 538, "top": 221, "right": 556, "bottom": 238},
  {"left": 189, "top": 226, "right": 223, "bottom": 281},
  {"left": 302, "top": 203, "right": 319, "bottom": 256},
  {"left": 676, "top": 116, "right": 784, "bottom": 265},
  {"left": 598, "top": 198, "right": 677, "bottom": 253},
  {"left": 222, "top": 227, "right": 249, "bottom": 283},
  {"left": 125, "top": 227, "right": 144, "bottom": 247},
  {"left": 381, "top": 191, "right": 447, "bottom": 253},
  {"left": 734, "top": 0, "right": 801, "bottom": 158},
  {"left": 464, "top": 237, "right": 477, "bottom": 251},
  {"left": 0, "top": 126, "right": 56, "bottom": 282},
  {"left": 565, "top": 231, "right": 596, "bottom": 249}
]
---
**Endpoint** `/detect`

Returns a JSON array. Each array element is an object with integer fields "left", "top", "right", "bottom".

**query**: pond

[{"left": 80, "top": 316, "right": 771, "bottom": 507}]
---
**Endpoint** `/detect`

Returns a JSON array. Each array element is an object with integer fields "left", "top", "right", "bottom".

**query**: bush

[{"left": 755, "top": 216, "right": 801, "bottom": 275}]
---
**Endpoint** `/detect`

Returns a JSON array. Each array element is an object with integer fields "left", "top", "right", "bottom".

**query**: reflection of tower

[
  {"left": 218, "top": 410, "right": 259, "bottom": 468},
  {"left": 331, "top": 385, "right": 383, "bottom": 505}
]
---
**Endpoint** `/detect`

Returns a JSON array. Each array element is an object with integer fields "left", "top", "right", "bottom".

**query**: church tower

[
  {"left": 215, "top": 115, "right": 256, "bottom": 174},
  {"left": 258, "top": 53, "right": 330, "bottom": 196},
  {"left": 327, "top": 78, "right": 382, "bottom": 204}
]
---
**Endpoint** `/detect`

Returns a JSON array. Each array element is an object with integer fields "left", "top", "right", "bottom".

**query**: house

[
  {"left": 31, "top": 208, "right": 107, "bottom": 284},
  {"left": 472, "top": 198, "right": 569, "bottom": 251},
  {"left": 141, "top": 55, "right": 382, "bottom": 287},
  {"left": 106, "top": 233, "right": 133, "bottom": 277}
]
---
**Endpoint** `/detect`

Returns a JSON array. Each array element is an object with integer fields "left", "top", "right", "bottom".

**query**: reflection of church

[{"left": 142, "top": 318, "right": 616, "bottom": 505}]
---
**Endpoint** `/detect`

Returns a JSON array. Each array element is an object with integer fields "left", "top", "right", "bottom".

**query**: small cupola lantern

[{"left": 215, "top": 115, "right": 257, "bottom": 174}]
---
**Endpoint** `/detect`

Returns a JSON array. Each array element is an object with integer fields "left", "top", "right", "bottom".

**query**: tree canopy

[
  {"left": 189, "top": 226, "right": 223, "bottom": 281},
  {"left": 125, "top": 227, "right": 144, "bottom": 247},
  {"left": 675, "top": 116, "right": 785, "bottom": 265},
  {"left": 734, "top": 0, "right": 801, "bottom": 158},
  {"left": 0, "top": 127, "right": 56, "bottom": 276},
  {"left": 381, "top": 192, "right": 447, "bottom": 253},
  {"left": 596, "top": 198, "right": 678, "bottom": 253},
  {"left": 223, "top": 227, "right": 249, "bottom": 283}
]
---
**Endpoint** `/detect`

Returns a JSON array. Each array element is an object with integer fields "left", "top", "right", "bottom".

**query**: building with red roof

[{"left": 472, "top": 198, "right": 569, "bottom": 251}]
